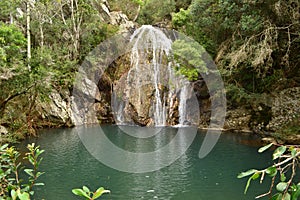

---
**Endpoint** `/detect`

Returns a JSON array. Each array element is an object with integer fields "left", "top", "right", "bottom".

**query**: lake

[{"left": 19, "top": 125, "right": 272, "bottom": 200}]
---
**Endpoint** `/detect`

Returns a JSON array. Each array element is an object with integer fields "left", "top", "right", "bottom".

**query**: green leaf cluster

[
  {"left": 238, "top": 143, "right": 300, "bottom": 199},
  {"left": 172, "top": 39, "right": 207, "bottom": 81},
  {"left": 0, "top": 143, "right": 44, "bottom": 200},
  {"left": 72, "top": 186, "right": 110, "bottom": 200}
]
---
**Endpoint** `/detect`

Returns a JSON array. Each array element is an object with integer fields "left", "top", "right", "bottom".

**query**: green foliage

[
  {"left": 189, "top": 0, "right": 265, "bottom": 44},
  {"left": 172, "top": 8, "right": 190, "bottom": 28},
  {"left": 0, "top": 0, "right": 22, "bottom": 22},
  {"left": 0, "top": 143, "right": 44, "bottom": 199},
  {"left": 172, "top": 39, "right": 207, "bottom": 81},
  {"left": 238, "top": 143, "right": 300, "bottom": 199},
  {"left": 0, "top": 0, "right": 120, "bottom": 138},
  {"left": 72, "top": 186, "right": 110, "bottom": 200},
  {"left": 131, "top": 0, "right": 144, "bottom": 6},
  {"left": 110, "top": 0, "right": 141, "bottom": 20},
  {"left": 0, "top": 23, "right": 53, "bottom": 139},
  {"left": 172, "top": 0, "right": 300, "bottom": 114},
  {"left": 0, "top": 22, "right": 26, "bottom": 67},
  {"left": 137, "top": 0, "right": 176, "bottom": 24}
]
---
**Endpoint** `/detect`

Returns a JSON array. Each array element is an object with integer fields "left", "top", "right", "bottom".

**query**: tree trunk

[
  {"left": 27, "top": 2, "right": 31, "bottom": 71},
  {"left": 133, "top": 5, "right": 141, "bottom": 22}
]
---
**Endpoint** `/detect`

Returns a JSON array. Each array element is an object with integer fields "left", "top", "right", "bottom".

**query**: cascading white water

[
  {"left": 179, "top": 84, "right": 189, "bottom": 125},
  {"left": 115, "top": 25, "right": 192, "bottom": 126},
  {"left": 112, "top": 92, "right": 125, "bottom": 124},
  {"left": 129, "top": 25, "right": 174, "bottom": 126}
]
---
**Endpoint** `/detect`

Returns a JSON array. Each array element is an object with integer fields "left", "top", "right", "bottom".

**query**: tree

[
  {"left": 0, "top": 22, "right": 28, "bottom": 115},
  {"left": 137, "top": 0, "right": 176, "bottom": 24},
  {"left": 172, "top": 0, "right": 299, "bottom": 105}
]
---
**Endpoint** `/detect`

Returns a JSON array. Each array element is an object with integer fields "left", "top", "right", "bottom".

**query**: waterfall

[
  {"left": 129, "top": 25, "right": 173, "bottom": 126},
  {"left": 112, "top": 92, "right": 125, "bottom": 125},
  {"left": 115, "top": 25, "right": 193, "bottom": 127},
  {"left": 179, "top": 84, "right": 189, "bottom": 125}
]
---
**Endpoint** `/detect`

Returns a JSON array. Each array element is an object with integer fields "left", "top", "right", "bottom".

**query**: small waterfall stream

[{"left": 179, "top": 84, "right": 189, "bottom": 125}]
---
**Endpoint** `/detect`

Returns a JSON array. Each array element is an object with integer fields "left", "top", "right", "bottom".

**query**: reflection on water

[
  {"left": 75, "top": 125, "right": 197, "bottom": 173},
  {"left": 18, "top": 125, "right": 272, "bottom": 200}
]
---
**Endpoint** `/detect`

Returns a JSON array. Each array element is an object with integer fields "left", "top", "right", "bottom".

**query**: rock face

[
  {"left": 99, "top": 0, "right": 136, "bottom": 33},
  {"left": 224, "top": 108, "right": 252, "bottom": 131},
  {"left": 113, "top": 72, "right": 155, "bottom": 126},
  {"left": 267, "top": 87, "right": 300, "bottom": 131},
  {"left": 37, "top": 89, "right": 73, "bottom": 127}
]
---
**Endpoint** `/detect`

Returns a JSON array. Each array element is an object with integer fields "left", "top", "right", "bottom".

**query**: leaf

[
  {"left": 34, "top": 182, "right": 44, "bottom": 186},
  {"left": 273, "top": 146, "right": 287, "bottom": 160},
  {"left": 82, "top": 186, "right": 90, "bottom": 193},
  {"left": 258, "top": 143, "right": 273, "bottom": 153},
  {"left": 0, "top": 144, "right": 9, "bottom": 150},
  {"left": 292, "top": 186, "right": 300, "bottom": 200},
  {"left": 280, "top": 173, "right": 286, "bottom": 182},
  {"left": 27, "top": 155, "right": 34, "bottom": 165},
  {"left": 244, "top": 176, "right": 252, "bottom": 194},
  {"left": 17, "top": 191, "right": 30, "bottom": 200},
  {"left": 291, "top": 149, "right": 297, "bottom": 158},
  {"left": 92, "top": 187, "right": 110, "bottom": 199},
  {"left": 283, "top": 193, "right": 291, "bottom": 200},
  {"left": 72, "top": 189, "right": 90, "bottom": 199},
  {"left": 276, "top": 182, "right": 288, "bottom": 192},
  {"left": 11, "top": 189, "right": 17, "bottom": 200},
  {"left": 36, "top": 172, "right": 44, "bottom": 178},
  {"left": 266, "top": 166, "right": 277, "bottom": 177},
  {"left": 252, "top": 172, "right": 261, "bottom": 180},
  {"left": 244, "top": 173, "right": 260, "bottom": 194},
  {"left": 36, "top": 149, "right": 44, "bottom": 156},
  {"left": 24, "top": 169, "right": 33, "bottom": 177},
  {"left": 270, "top": 193, "right": 281, "bottom": 200},
  {"left": 237, "top": 169, "right": 257, "bottom": 178}
]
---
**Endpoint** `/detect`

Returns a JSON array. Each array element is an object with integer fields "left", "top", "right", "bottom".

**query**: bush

[{"left": 0, "top": 143, "right": 44, "bottom": 200}]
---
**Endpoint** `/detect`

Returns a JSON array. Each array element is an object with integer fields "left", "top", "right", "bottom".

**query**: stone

[{"left": 0, "top": 125, "right": 8, "bottom": 135}]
